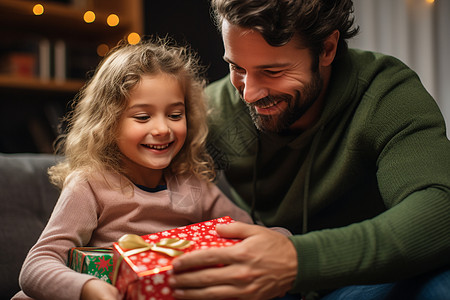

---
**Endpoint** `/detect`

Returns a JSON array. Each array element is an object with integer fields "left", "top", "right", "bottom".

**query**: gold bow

[
  {"left": 111, "top": 234, "right": 192, "bottom": 285},
  {"left": 118, "top": 234, "right": 192, "bottom": 257}
]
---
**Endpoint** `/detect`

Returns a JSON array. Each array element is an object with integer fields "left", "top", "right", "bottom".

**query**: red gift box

[{"left": 112, "top": 216, "right": 240, "bottom": 300}]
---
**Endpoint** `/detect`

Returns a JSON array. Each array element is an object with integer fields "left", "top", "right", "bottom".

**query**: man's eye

[
  {"left": 265, "top": 70, "right": 282, "bottom": 76},
  {"left": 230, "top": 64, "right": 245, "bottom": 73}
]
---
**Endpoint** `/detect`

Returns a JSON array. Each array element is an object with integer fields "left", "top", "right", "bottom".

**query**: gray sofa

[{"left": 0, "top": 153, "right": 61, "bottom": 299}]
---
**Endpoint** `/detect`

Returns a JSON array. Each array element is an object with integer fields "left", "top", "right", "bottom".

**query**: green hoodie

[{"left": 205, "top": 49, "right": 450, "bottom": 294}]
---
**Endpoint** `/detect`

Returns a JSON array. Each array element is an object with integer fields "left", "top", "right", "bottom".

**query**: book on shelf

[
  {"left": 0, "top": 53, "right": 36, "bottom": 78},
  {"left": 54, "top": 40, "right": 67, "bottom": 82},
  {"left": 39, "top": 38, "right": 51, "bottom": 81},
  {"left": 0, "top": 38, "right": 38, "bottom": 79},
  {"left": 1, "top": 37, "right": 100, "bottom": 84}
]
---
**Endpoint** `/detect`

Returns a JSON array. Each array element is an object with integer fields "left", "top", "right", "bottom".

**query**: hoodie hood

[
  {"left": 205, "top": 49, "right": 380, "bottom": 234},
  {"left": 251, "top": 50, "right": 359, "bottom": 233}
]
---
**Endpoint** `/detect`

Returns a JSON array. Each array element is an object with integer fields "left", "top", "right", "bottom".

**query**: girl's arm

[{"left": 18, "top": 173, "right": 115, "bottom": 299}]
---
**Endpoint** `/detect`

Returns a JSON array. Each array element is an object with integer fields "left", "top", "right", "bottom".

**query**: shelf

[
  {"left": 0, "top": 75, "right": 84, "bottom": 93},
  {"left": 0, "top": 0, "right": 143, "bottom": 153},
  {"left": 0, "top": 0, "right": 136, "bottom": 44}
]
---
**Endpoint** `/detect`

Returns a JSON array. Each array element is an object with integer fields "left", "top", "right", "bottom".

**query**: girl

[{"left": 14, "top": 38, "right": 253, "bottom": 300}]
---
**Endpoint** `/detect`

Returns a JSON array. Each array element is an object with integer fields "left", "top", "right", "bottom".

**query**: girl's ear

[{"left": 320, "top": 30, "right": 340, "bottom": 67}]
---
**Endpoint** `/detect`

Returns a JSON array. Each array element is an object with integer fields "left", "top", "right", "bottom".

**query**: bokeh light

[
  {"left": 97, "top": 44, "right": 110, "bottom": 57},
  {"left": 107, "top": 14, "right": 120, "bottom": 27},
  {"left": 83, "top": 11, "right": 96, "bottom": 23},
  {"left": 127, "top": 32, "right": 141, "bottom": 45},
  {"left": 33, "top": 4, "right": 44, "bottom": 15}
]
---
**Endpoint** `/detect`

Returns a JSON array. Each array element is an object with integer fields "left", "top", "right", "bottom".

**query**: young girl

[{"left": 14, "top": 38, "right": 253, "bottom": 300}]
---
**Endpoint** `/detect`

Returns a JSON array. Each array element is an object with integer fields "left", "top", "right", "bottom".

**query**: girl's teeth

[{"left": 144, "top": 144, "right": 169, "bottom": 150}]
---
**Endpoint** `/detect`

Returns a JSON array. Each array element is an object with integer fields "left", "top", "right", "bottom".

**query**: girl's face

[{"left": 116, "top": 73, "right": 187, "bottom": 187}]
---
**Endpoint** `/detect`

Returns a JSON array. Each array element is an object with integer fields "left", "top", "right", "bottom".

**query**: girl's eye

[
  {"left": 169, "top": 113, "right": 183, "bottom": 120},
  {"left": 133, "top": 115, "right": 149, "bottom": 121}
]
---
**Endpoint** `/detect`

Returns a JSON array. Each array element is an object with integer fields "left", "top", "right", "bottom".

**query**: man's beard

[{"left": 242, "top": 70, "right": 323, "bottom": 133}]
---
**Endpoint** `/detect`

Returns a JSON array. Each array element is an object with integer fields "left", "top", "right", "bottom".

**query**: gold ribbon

[{"left": 111, "top": 234, "right": 192, "bottom": 285}]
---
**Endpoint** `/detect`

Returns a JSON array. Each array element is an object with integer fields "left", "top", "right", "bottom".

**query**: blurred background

[
  {"left": 350, "top": 0, "right": 450, "bottom": 138},
  {"left": 0, "top": 0, "right": 448, "bottom": 154}
]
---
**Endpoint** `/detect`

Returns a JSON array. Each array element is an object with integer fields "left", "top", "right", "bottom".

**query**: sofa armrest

[{"left": 0, "top": 153, "right": 61, "bottom": 299}]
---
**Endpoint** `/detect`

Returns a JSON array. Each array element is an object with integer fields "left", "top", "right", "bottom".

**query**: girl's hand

[{"left": 81, "top": 279, "right": 121, "bottom": 300}]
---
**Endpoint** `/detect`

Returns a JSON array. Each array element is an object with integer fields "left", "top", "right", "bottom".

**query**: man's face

[{"left": 222, "top": 20, "right": 323, "bottom": 133}]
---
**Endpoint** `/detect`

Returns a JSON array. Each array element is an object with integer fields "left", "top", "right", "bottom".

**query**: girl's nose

[{"left": 150, "top": 118, "right": 170, "bottom": 136}]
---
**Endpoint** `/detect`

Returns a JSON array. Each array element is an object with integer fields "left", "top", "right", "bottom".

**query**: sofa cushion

[{"left": 0, "top": 153, "right": 61, "bottom": 299}]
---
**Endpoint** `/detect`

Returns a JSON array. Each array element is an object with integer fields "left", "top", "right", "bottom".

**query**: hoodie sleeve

[{"left": 289, "top": 53, "right": 450, "bottom": 293}]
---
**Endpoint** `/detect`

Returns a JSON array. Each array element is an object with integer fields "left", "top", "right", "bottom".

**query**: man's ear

[{"left": 320, "top": 30, "right": 340, "bottom": 67}]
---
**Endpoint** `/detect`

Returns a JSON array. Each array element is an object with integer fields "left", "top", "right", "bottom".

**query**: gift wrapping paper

[
  {"left": 68, "top": 247, "right": 114, "bottom": 283},
  {"left": 112, "top": 216, "right": 240, "bottom": 300}
]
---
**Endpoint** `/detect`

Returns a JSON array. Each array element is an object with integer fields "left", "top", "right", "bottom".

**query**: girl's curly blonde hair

[{"left": 49, "top": 37, "right": 214, "bottom": 188}]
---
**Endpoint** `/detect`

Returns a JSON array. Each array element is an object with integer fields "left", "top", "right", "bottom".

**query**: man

[{"left": 169, "top": 0, "right": 450, "bottom": 299}]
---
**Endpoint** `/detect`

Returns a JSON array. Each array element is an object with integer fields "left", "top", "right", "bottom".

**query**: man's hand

[
  {"left": 168, "top": 222, "right": 298, "bottom": 300},
  {"left": 81, "top": 279, "right": 121, "bottom": 300}
]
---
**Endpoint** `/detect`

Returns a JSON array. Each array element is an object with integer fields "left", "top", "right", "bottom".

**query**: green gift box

[{"left": 68, "top": 247, "right": 114, "bottom": 283}]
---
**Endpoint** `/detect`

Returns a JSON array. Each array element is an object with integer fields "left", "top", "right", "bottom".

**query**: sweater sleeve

[
  {"left": 290, "top": 187, "right": 450, "bottom": 291},
  {"left": 18, "top": 173, "right": 101, "bottom": 300},
  {"left": 289, "top": 56, "right": 450, "bottom": 292}
]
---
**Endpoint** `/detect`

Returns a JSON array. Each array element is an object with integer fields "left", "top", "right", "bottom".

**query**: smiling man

[
  {"left": 222, "top": 20, "right": 329, "bottom": 133},
  {"left": 169, "top": 0, "right": 450, "bottom": 299}
]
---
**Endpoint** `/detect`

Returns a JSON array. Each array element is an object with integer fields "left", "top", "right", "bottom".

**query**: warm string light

[
  {"left": 83, "top": 11, "right": 120, "bottom": 27},
  {"left": 128, "top": 32, "right": 141, "bottom": 45},
  {"left": 107, "top": 14, "right": 120, "bottom": 27},
  {"left": 33, "top": 3, "right": 121, "bottom": 28},
  {"left": 32, "top": 4, "right": 44, "bottom": 15},
  {"left": 83, "top": 10, "right": 96, "bottom": 23},
  {"left": 31, "top": 3, "right": 137, "bottom": 55},
  {"left": 97, "top": 44, "right": 110, "bottom": 57},
  {"left": 425, "top": 0, "right": 435, "bottom": 3}
]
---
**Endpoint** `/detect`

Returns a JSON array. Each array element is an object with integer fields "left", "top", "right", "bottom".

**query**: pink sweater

[{"left": 14, "top": 170, "right": 253, "bottom": 300}]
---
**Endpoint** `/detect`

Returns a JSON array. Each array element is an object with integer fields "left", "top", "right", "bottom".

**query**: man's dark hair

[{"left": 211, "top": 0, "right": 359, "bottom": 58}]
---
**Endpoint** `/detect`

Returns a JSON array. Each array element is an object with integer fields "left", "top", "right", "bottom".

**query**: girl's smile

[
  {"left": 141, "top": 142, "right": 173, "bottom": 150},
  {"left": 117, "top": 73, "right": 187, "bottom": 187}
]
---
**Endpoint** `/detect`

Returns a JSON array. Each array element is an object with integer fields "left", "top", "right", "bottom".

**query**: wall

[{"left": 349, "top": 0, "right": 450, "bottom": 137}]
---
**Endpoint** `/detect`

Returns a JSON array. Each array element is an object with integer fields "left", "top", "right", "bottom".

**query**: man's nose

[{"left": 242, "top": 74, "right": 269, "bottom": 103}]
